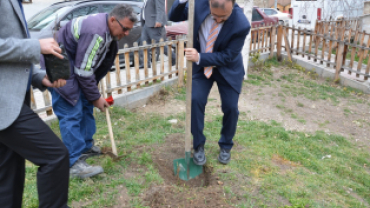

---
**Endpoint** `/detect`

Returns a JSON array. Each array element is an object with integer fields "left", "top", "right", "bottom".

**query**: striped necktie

[{"left": 204, "top": 20, "right": 219, "bottom": 79}]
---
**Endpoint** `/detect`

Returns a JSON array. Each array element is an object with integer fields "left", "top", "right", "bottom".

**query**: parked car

[
  {"left": 260, "top": 8, "right": 291, "bottom": 26},
  {"left": 165, "top": 7, "right": 278, "bottom": 39},
  {"left": 251, "top": 7, "right": 279, "bottom": 27},
  {"left": 27, "top": 0, "right": 144, "bottom": 69}
]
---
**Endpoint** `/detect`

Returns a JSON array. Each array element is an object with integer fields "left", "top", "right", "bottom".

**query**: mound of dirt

[{"left": 143, "top": 133, "right": 234, "bottom": 208}]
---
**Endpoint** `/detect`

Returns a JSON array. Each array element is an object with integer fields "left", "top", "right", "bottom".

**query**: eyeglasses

[{"left": 115, "top": 18, "right": 132, "bottom": 32}]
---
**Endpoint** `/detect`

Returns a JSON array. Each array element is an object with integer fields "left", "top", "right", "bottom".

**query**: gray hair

[
  {"left": 109, "top": 4, "right": 138, "bottom": 23},
  {"left": 210, "top": 0, "right": 235, "bottom": 9}
]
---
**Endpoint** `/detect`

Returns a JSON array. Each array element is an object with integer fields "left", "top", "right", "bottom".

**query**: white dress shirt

[
  {"left": 178, "top": 0, "right": 224, "bottom": 64},
  {"left": 197, "top": 14, "right": 224, "bottom": 64}
]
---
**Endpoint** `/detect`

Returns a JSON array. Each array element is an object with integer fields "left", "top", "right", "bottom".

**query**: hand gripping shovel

[
  {"left": 100, "top": 82, "right": 124, "bottom": 161},
  {"left": 173, "top": 0, "right": 202, "bottom": 181}
]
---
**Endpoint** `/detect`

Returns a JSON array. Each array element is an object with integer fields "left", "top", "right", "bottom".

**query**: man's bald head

[{"left": 209, "top": 0, "right": 234, "bottom": 23}]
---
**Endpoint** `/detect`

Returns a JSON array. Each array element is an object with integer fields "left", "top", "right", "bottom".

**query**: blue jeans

[{"left": 49, "top": 88, "right": 95, "bottom": 167}]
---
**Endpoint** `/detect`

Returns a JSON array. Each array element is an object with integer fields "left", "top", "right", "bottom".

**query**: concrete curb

[{"left": 113, "top": 78, "right": 178, "bottom": 109}]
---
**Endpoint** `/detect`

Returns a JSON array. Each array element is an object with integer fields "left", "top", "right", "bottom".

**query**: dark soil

[{"left": 142, "top": 133, "right": 233, "bottom": 208}]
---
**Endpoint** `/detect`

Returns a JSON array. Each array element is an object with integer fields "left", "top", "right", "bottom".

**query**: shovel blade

[{"left": 173, "top": 158, "right": 203, "bottom": 181}]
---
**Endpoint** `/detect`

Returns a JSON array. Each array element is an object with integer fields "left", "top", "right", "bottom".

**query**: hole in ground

[
  {"left": 151, "top": 133, "right": 217, "bottom": 187},
  {"left": 144, "top": 134, "right": 233, "bottom": 207}
]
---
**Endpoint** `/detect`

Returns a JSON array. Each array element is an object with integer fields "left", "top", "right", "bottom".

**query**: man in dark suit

[
  {"left": 169, "top": 0, "right": 250, "bottom": 165},
  {"left": 0, "top": 0, "right": 70, "bottom": 207},
  {"left": 140, "top": 0, "right": 175, "bottom": 67}
]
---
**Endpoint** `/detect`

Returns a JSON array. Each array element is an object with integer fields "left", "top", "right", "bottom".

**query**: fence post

[
  {"left": 283, "top": 26, "right": 292, "bottom": 61},
  {"left": 269, "top": 24, "right": 276, "bottom": 59},
  {"left": 302, "top": 28, "right": 307, "bottom": 58},
  {"left": 30, "top": 87, "right": 36, "bottom": 109},
  {"left": 168, "top": 37, "right": 173, "bottom": 79},
  {"left": 296, "top": 26, "right": 301, "bottom": 55},
  {"left": 43, "top": 91, "right": 53, "bottom": 116},
  {"left": 105, "top": 64, "right": 112, "bottom": 97},
  {"left": 335, "top": 31, "right": 346, "bottom": 81},
  {"left": 341, "top": 28, "right": 351, "bottom": 67},
  {"left": 327, "top": 34, "right": 334, "bottom": 67},
  {"left": 151, "top": 39, "right": 157, "bottom": 83},
  {"left": 159, "top": 38, "right": 165, "bottom": 81},
  {"left": 314, "top": 23, "right": 322, "bottom": 62},
  {"left": 277, "top": 24, "right": 283, "bottom": 61},
  {"left": 133, "top": 42, "right": 140, "bottom": 88},
  {"left": 365, "top": 53, "right": 370, "bottom": 81},
  {"left": 124, "top": 44, "right": 132, "bottom": 92},
  {"left": 308, "top": 25, "right": 313, "bottom": 60},
  {"left": 143, "top": 41, "right": 149, "bottom": 86},
  {"left": 270, "top": 24, "right": 276, "bottom": 58},
  {"left": 115, "top": 54, "right": 122, "bottom": 94}
]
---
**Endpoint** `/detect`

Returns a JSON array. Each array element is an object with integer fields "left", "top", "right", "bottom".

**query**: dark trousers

[
  {"left": 139, "top": 24, "right": 176, "bottom": 67},
  {"left": 0, "top": 93, "right": 70, "bottom": 208},
  {"left": 191, "top": 68, "right": 241, "bottom": 150}
]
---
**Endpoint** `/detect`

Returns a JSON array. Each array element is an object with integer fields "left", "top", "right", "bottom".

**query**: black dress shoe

[
  {"left": 193, "top": 145, "right": 206, "bottom": 166},
  {"left": 218, "top": 148, "right": 231, "bottom": 165}
]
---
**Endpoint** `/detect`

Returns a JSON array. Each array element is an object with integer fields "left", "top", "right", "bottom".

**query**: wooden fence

[
  {"left": 33, "top": 21, "right": 370, "bottom": 118},
  {"left": 278, "top": 21, "right": 370, "bottom": 81},
  {"left": 249, "top": 23, "right": 276, "bottom": 59},
  {"left": 31, "top": 36, "right": 187, "bottom": 118},
  {"left": 103, "top": 37, "right": 185, "bottom": 97},
  {"left": 315, "top": 19, "right": 360, "bottom": 36}
]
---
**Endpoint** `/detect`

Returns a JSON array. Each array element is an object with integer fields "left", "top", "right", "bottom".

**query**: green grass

[
  {"left": 23, "top": 107, "right": 185, "bottom": 207},
  {"left": 22, "top": 102, "right": 370, "bottom": 208},
  {"left": 248, "top": 57, "right": 364, "bottom": 106},
  {"left": 22, "top": 58, "right": 370, "bottom": 207},
  {"left": 174, "top": 86, "right": 186, "bottom": 101}
]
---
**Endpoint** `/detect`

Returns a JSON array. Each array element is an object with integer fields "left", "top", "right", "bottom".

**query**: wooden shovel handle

[
  {"left": 185, "top": 0, "right": 195, "bottom": 153},
  {"left": 100, "top": 81, "right": 118, "bottom": 156}
]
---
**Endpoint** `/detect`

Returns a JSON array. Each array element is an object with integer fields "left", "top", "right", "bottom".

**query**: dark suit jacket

[{"left": 168, "top": 0, "right": 250, "bottom": 93}]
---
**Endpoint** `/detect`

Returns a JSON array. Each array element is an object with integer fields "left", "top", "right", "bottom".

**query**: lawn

[{"left": 23, "top": 57, "right": 370, "bottom": 208}]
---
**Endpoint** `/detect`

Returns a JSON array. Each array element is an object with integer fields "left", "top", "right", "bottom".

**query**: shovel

[
  {"left": 173, "top": 0, "right": 202, "bottom": 181},
  {"left": 99, "top": 81, "right": 124, "bottom": 161}
]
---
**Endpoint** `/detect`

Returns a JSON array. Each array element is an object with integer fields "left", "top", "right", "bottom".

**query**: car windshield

[{"left": 28, "top": 5, "right": 71, "bottom": 30}]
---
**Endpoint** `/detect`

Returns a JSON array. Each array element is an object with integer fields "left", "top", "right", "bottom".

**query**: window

[
  {"left": 252, "top": 9, "right": 263, "bottom": 21},
  {"left": 28, "top": 6, "right": 71, "bottom": 30},
  {"left": 102, "top": 4, "right": 117, "bottom": 13},
  {"left": 270, "top": 10, "right": 278, "bottom": 15},
  {"left": 263, "top": 9, "right": 272, "bottom": 15},
  {"left": 102, "top": 4, "right": 141, "bottom": 14},
  {"left": 71, "top": 6, "right": 99, "bottom": 19}
]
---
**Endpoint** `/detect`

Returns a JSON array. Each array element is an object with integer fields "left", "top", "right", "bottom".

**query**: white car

[{"left": 261, "top": 8, "right": 291, "bottom": 26}]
